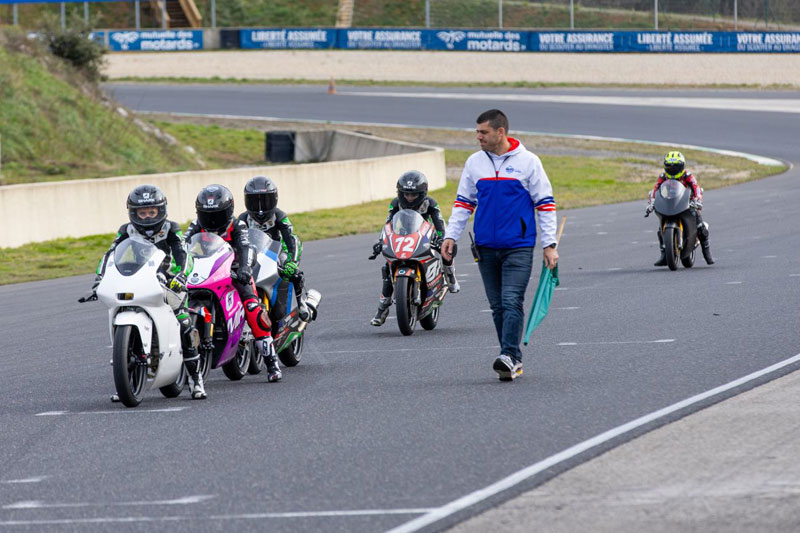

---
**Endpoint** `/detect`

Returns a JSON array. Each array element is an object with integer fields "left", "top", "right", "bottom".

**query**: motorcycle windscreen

[
  {"left": 113, "top": 236, "right": 157, "bottom": 276},
  {"left": 655, "top": 180, "right": 691, "bottom": 216},
  {"left": 247, "top": 228, "right": 271, "bottom": 253},
  {"left": 187, "top": 232, "right": 230, "bottom": 259},
  {"left": 391, "top": 209, "right": 425, "bottom": 236}
]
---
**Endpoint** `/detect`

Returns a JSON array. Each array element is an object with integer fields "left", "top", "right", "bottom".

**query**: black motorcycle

[{"left": 648, "top": 180, "right": 699, "bottom": 271}]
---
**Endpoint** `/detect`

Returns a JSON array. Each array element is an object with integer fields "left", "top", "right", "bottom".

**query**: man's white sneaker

[{"left": 493, "top": 355, "right": 523, "bottom": 381}]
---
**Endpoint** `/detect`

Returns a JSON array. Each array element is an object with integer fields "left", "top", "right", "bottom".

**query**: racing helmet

[
  {"left": 244, "top": 175, "right": 278, "bottom": 224},
  {"left": 126, "top": 184, "right": 167, "bottom": 236},
  {"left": 664, "top": 151, "right": 686, "bottom": 179},
  {"left": 195, "top": 184, "right": 234, "bottom": 233},
  {"left": 396, "top": 170, "right": 428, "bottom": 210}
]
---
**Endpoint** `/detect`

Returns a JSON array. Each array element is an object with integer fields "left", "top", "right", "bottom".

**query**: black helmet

[
  {"left": 195, "top": 184, "right": 234, "bottom": 233},
  {"left": 396, "top": 170, "right": 428, "bottom": 210},
  {"left": 244, "top": 175, "right": 278, "bottom": 224},
  {"left": 127, "top": 184, "right": 167, "bottom": 236}
]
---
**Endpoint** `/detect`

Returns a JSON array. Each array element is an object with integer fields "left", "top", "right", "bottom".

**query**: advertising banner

[
  {"left": 240, "top": 28, "right": 336, "bottom": 49},
  {"left": 429, "top": 30, "right": 528, "bottom": 52},
  {"left": 339, "top": 29, "right": 425, "bottom": 50},
  {"left": 731, "top": 32, "right": 800, "bottom": 52},
  {"left": 532, "top": 32, "right": 615, "bottom": 52},
  {"left": 108, "top": 30, "right": 203, "bottom": 52}
]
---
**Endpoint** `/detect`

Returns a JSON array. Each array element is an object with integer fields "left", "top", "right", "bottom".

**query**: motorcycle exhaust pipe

[{"left": 304, "top": 289, "right": 322, "bottom": 321}]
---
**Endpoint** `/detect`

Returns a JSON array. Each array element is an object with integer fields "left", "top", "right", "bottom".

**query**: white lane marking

[
  {"left": 607, "top": 267, "right": 622, "bottom": 271},
  {"left": 596, "top": 232, "right": 608, "bottom": 235},
  {"left": 317, "top": 346, "right": 499, "bottom": 355},
  {"left": 763, "top": 255, "right": 777, "bottom": 258},
  {"left": 4, "top": 495, "right": 213, "bottom": 510},
  {"left": 726, "top": 281, "right": 743, "bottom": 285},
  {"left": 0, "top": 508, "right": 434, "bottom": 527},
  {"left": 480, "top": 309, "right": 493, "bottom": 313},
  {"left": 35, "top": 407, "right": 188, "bottom": 416},
  {"left": 346, "top": 91, "right": 800, "bottom": 116},
  {"left": 557, "top": 339, "right": 675, "bottom": 346},
  {"left": 144, "top": 111, "right": 786, "bottom": 167},
  {"left": 554, "top": 307, "right": 580, "bottom": 310},
  {"left": 790, "top": 274, "right": 800, "bottom": 277},
  {"left": 388, "top": 351, "right": 800, "bottom": 533},
  {"left": 2, "top": 477, "right": 47, "bottom": 484}
]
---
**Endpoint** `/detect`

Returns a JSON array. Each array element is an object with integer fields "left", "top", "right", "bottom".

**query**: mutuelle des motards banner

[
  {"left": 530, "top": 31, "right": 800, "bottom": 52},
  {"left": 108, "top": 30, "right": 203, "bottom": 52},
  {"left": 240, "top": 28, "right": 336, "bottom": 49}
]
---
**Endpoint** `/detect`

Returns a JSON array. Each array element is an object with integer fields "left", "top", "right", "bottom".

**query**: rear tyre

[
  {"left": 278, "top": 334, "right": 304, "bottom": 367},
  {"left": 395, "top": 276, "right": 417, "bottom": 336},
  {"left": 222, "top": 341, "right": 250, "bottom": 381},
  {"left": 420, "top": 305, "right": 439, "bottom": 331},
  {"left": 112, "top": 325, "right": 147, "bottom": 408},
  {"left": 159, "top": 364, "right": 185, "bottom": 398},
  {"left": 664, "top": 227, "right": 680, "bottom": 271}
]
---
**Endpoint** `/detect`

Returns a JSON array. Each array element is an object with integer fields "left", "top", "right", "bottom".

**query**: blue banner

[
  {"left": 731, "top": 32, "right": 800, "bottom": 52},
  {"left": 428, "top": 30, "right": 528, "bottom": 52},
  {"left": 108, "top": 30, "right": 202, "bottom": 52},
  {"left": 240, "top": 28, "right": 336, "bottom": 50},
  {"left": 339, "top": 28, "right": 425, "bottom": 50}
]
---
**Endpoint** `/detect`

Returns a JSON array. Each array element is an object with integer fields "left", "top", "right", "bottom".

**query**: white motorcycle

[{"left": 82, "top": 235, "right": 186, "bottom": 407}]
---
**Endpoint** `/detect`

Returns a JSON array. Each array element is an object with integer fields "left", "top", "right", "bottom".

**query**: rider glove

[
  {"left": 237, "top": 265, "right": 253, "bottom": 284},
  {"left": 372, "top": 241, "right": 383, "bottom": 255},
  {"left": 170, "top": 272, "right": 187, "bottom": 292},
  {"left": 282, "top": 260, "right": 298, "bottom": 280}
]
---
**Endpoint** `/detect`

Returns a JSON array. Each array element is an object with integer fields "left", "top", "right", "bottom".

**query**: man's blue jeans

[{"left": 476, "top": 246, "right": 534, "bottom": 362}]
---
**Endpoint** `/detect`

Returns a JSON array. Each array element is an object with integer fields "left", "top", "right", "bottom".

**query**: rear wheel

[
  {"left": 222, "top": 341, "right": 251, "bottom": 381},
  {"left": 681, "top": 242, "right": 696, "bottom": 268},
  {"left": 278, "top": 334, "right": 304, "bottom": 367},
  {"left": 159, "top": 364, "right": 185, "bottom": 398},
  {"left": 395, "top": 276, "right": 417, "bottom": 336},
  {"left": 112, "top": 325, "right": 147, "bottom": 408},
  {"left": 420, "top": 305, "right": 439, "bottom": 331},
  {"left": 664, "top": 227, "right": 680, "bottom": 271}
]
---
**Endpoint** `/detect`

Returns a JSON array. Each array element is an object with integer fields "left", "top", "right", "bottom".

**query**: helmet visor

[
  {"left": 197, "top": 209, "right": 231, "bottom": 232},
  {"left": 245, "top": 192, "right": 277, "bottom": 215},
  {"left": 664, "top": 163, "right": 684, "bottom": 177},
  {"left": 129, "top": 205, "right": 166, "bottom": 229}
]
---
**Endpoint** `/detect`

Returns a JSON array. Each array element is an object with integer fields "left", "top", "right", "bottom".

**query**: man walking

[{"left": 441, "top": 109, "right": 558, "bottom": 381}]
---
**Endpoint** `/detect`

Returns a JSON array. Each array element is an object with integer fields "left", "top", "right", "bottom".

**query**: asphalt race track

[{"left": 1, "top": 85, "right": 798, "bottom": 532}]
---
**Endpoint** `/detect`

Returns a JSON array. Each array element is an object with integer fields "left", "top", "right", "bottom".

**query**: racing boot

[
  {"left": 296, "top": 294, "right": 310, "bottom": 322},
  {"left": 370, "top": 296, "right": 391, "bottom": 326},
  {"left": 188, "top": 374, "right": 207, "bottom": 400},
  {"left": 443, "top": 265, "right": 460, "bottom": 293},
  {"left": 654, "top": 230, "right": 667, "bottom": 266},
  {"left": 698, "top": 222, "right": 715, "bottom": 265},
  {"left": 258, "top": 338, "right": 282, "bottom": 383}
]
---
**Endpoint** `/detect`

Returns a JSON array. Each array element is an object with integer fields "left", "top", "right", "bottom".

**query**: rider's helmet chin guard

[
  {"left": 396, "top": 170, "right": 429, "bottom": 210},
  {"left": 664, "top": 151, "right": 686, "bottom": 179},
  {"left": 195, "top": 184, "right": 234, "bottom": 233},
  {"left": 244, "top": 175, "right": 278, "bottom": 224},
  {"left": 127, "top": 184, "right": 168, "bottom": 237}
]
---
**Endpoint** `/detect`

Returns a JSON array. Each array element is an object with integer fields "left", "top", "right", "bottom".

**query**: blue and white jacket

[{"left": 444, "top": 138, "right": 557, "bottom": 249}]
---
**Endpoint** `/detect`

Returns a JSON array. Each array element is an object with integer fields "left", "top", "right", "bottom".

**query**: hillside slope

[{"left": 0, "top": 30, "right": 200, "bottom": 185}]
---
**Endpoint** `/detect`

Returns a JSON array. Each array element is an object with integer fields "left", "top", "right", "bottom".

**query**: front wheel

[
  {"left": 246, "top": 340, "right": 263, "bottom": 375},
  {"left": 222, "top": 341, "right": 251, "bottom": 381},
  {"left": 395, "top": 276, "right": 417, "bottom": 336},
  {"left": 112, "top": 325, "right": 147, "bottom": 408},
  {"left": 681, "top": 241, "right": 696, "bottom": 268},
  {"left": 664, "top": 227, "right": 680, "bottom": 271}
]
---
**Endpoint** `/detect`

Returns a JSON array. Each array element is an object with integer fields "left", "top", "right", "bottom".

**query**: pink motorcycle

[{"left": 186, "top": 232, "right": 251, "bottom": 381}]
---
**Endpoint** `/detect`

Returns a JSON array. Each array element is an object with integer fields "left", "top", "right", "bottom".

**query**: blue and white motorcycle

[{"left": 243, "top": 228, "right": 321, "bottom": 372}]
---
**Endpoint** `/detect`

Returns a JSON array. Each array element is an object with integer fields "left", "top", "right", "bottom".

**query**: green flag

[{"left": 523, "top": 262, "right": 559, "bottom": 345}]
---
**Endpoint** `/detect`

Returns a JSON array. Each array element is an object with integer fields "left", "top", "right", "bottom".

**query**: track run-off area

[{"left": 1, "top": 83, "right": 799, "bottom": 532}]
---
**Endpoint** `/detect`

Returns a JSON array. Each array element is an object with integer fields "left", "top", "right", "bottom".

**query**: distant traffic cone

[{"left": 327, "top": 76, "right": 336, "bottom": 95}]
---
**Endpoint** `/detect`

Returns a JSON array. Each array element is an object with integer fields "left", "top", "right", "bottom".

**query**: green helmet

[{"left": 664, "top": 151, "right": 686, "bottom": 178}]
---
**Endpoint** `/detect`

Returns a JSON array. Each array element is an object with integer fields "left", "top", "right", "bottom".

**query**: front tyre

[
  {"left": 112, "top": 325, "right": 147, "bottom": 408},
  {"left": 246, "top": 340, "right": 263, "bottom": 375},
  {"left": 664, "top": 227, "right": 680, "bottom": 271},
  {"left": 395, "top": 276, "right": 417, "bottom": 336},
  {"left": 681, "top": 242, "right": 696, "bottom": 268}
]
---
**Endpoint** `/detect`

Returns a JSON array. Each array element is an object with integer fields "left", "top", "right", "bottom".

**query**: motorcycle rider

[
  {"left": 90, "top": 185, "right": 207, "bottom": 400},
  {"left": 184, "top": 184, "right": 282, "bottom": 383},
  {"left": 237, "top": 175, "right": 311, "bottom": 322},
  {"left": 370, "top": 170, "right": 459, "bottom": 327},
  {"left": 646, "top": 151, "right": 715, "bottom": 266}
]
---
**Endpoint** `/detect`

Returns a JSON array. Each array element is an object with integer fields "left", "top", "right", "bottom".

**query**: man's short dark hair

[{"left": 476, "top": 109, "right": 509, "bottom": 132}]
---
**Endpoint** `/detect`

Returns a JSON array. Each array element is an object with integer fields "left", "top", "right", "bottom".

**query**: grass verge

[{"left": 0, "top": 120, "right": 786, "bottom": 286}]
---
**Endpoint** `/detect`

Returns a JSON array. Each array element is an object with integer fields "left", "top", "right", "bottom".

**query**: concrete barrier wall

[{"left": 0, "top": 144, "right": 445, "bottom": 248}]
